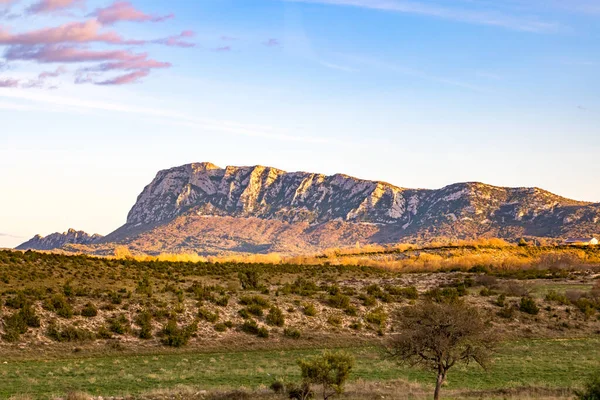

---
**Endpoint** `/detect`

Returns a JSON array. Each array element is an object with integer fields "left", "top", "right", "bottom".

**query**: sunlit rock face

[{"left": 18, "top": 163, "right": 600, "bottom": 254}]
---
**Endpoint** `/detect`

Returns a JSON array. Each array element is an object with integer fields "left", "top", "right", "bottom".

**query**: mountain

[
  {"left": 16, "top": 229, "right": 103, "bottom": 251},
  {"left": 18, "top": 163, "right": 600, "bottom": 254}
]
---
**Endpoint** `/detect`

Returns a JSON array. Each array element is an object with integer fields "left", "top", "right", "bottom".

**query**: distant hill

[
  {"left": 18, "top": 162, "right": 600, "bottom": 254},
  {"left": 17, "top": 229, "right": 103, "bottom": 251}
]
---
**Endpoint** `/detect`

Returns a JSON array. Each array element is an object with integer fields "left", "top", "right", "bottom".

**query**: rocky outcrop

[
  {"left": 21, "top": 163, "right": 600, "bottom": 253},
  {"left": 17, "top": 229, "right": 103, "bottom": 251}
]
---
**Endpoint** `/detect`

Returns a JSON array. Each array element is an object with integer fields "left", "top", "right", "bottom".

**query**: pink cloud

[
  {"left": 0, "top": 20, "right": 144, "bottom": 46},
  {"left": 91, "top": 1, "right": 174, "bottom": 25},
  {"left": 0, "top": 77, "right": 19, "bottom": 87},
  {"left": 4, "top": 44, "right": 148, "bottom": 63},
  {"left": 27, "top": 0, "right": 83, "bottom": 14},
  {"left": 152, "top": 31, "right": 195, "bottom": 48},
  {"left": 38, "top": 66, "right": 68, "bottom": 79},
  {"left": 96, "top": 69, "right": 149, "bottom": 85}
]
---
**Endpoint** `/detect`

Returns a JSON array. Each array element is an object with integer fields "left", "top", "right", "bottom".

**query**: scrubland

[{"left": 1, "top": 244, "right": 600, "bottom": 399}]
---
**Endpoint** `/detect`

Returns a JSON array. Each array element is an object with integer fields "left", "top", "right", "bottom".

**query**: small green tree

[
  {"left": 297, "top": 351, "right": 355, "bottom": 400},
  {"left": 389, "top": 302, "right": 497, "bottom": 400}
]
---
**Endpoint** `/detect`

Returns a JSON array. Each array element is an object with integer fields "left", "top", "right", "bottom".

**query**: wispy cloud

[
  {"left": 0, "top": 90, "right": 335, "bottom": 144},
  {"left": 286, "top": 0, "right": 560, "bottom": 33},
  {"left": 27, "top": 0, "right": 83, "bottom": 15},
  {"left": 89, "top": 1, "right": 174, "bottom": 25}
]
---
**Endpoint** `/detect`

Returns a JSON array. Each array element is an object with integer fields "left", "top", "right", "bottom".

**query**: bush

[
  {"left": 44, "top": 295, "right": 73, "bottom": 318},
  {"left": 546, "top": 290, "right": 570, "bottom": 305},
  {"left": 46, "top": 321, "right": 94, "bottom": 342},
  {"left": 284, "top": 327, "right": 301, "bottom": 339},
  {"left": 365, "top": 306, "right": 388, "bottom": 328},
  {"left": 257, "top": 327, "right": 269, "bottom": 338},
  {"left": 239, "top": 295, "right": 270, "bottom": 308},
  {"left": 240, "top": 319, "right": 260, "bottom": 335},
  {"left": 297, "top": 351, "right": 355, "bottom": 399},
  {"left": 135, "top": 310, "right": 153, "bottom": 339},
  {"left": 359, "top": 294, "right": 377, "bottom": 307},
  {"left": 576, "top": 371, "right": 600, "bottom": 400},
  {"left": 198, "top": 307, "right": 219, "bottom": 323},
  {"left": 327, "top": 293, "right": 350, "bottom": 309},
  {"left": 270, "top": 380, "right": 285, "bottom": 394},
  {"left": 497, "top": 305, "right": 515, "bottom": 319},
  {"left": 108, "top": 314, "right": 131, "bottom": 335},
  {"left": 80, "top": 303, "right": 98, "bottom": 317},
  {"left": 288, "top": 383, "right": 314, "bottom": 400},
  {"left": 519, "top": 297, "right": 540, "bottom": 315},
  {"left": 303, "top": 303, "right": 318, "bottom": 317},
  {"left": 160, "top": 319, "right": 196, "bottom": 347},
  {"left": 266, "top": 306, "right": 285, "bottom": 327},
  {"left": 238, "top": 271, "right": 261, "bottom": 290},
  {"left": 386, "top": 286, "right": 419, "bottom": 300},
  {"left": 214, "top": 322, "right": 229, "bottom": 332},
  {"left": 327, "top": 315, "right": 342, "bottom": 327}
]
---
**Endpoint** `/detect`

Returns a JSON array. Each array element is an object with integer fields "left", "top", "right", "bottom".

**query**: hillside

[{"left": 18, "top": 163, "right": 600, "bottom": 254}]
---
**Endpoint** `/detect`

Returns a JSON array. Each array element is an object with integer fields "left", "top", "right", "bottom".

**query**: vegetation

[
  {"left": 297, "top": 351, "right": 355, "bottom": 400},
  {"left": 389, "top": 302, "right": 498, "bottom": 400}
]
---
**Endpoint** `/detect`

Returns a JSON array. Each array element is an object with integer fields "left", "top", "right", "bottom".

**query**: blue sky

[{"left": 0, "top": 0, "right": 599, "bottom": 247}]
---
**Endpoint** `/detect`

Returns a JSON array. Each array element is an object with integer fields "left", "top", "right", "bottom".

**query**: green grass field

[{"left": 2, "top": 338, "right": 599, "bottom": 399}]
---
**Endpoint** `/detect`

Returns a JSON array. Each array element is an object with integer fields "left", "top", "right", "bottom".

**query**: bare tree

[{"left": 388, "top": 301, "right": 497, "bottom": 400}]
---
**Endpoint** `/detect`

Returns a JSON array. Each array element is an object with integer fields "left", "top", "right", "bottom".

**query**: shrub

[
  {"left": 424, "top": 287, "right": 461, "bottom": 304},
  {"left": 495, "top": 294, "right": 506, "bottom": 307},
  {"left": 238, "top": 270, "right": 261, "bottom": 290},
  {"left": 327, "top": 315, "right": 342, "bottom": 327},
  {"left": 46, "top": 321, "right": 94, "bottom": 342},
  {"left": 214, "top": 322, "right": 229, "bottom": 332},
  {"left": 198, "top": 307, "right": 219, "bottom": 323},
  {"left": 359, "top": 294, "right": 377, "bottom": 307},
  {"left": 284, "top": 327, "right": 301, "bottom": 339},
  {"left": 545, "top": 290, "right": 570, "bottom": 305},
  {"left": 266, "top": 306, "right": 285, "bottom": 327},
  {"left": 108, "top": 314, "right": 131, "bottom": 335},
  {"left": 297, "top": 351, "right": 355, "bottom": 400},
  {"left": 281, "top": 277, "right": 319, "bottom": 296},
  {"left": 135, "top": 310, "right": 153, "bottom": 339},
  {"left": 365, "top": 306, "right": 388, "bottom": 328},
  {"left": 576, "top": 371, "right": 600, "bottom": 400},
  {"left": 386, "top": 286, "right": 419, "bottom": 300},
  {"left": 257, "top": 327, "right": 269, "bottom": 338},
  {"left": 349, "top": 320, "right": 363, "bottom": 331},
  {"left": 160, "top": 319, "right": 196, "bottom": 347},
  {"left": 519, "top": 297, "right": 540, "bottom": 315},
  {"left": 270, "top": 380, "right": 285, "bottom": 394},
  {"left": 303, "top": 303, "right": 318, "bottom": 317},
  {"left": 328, "top": 293, "right": 350, "bottom": 309},
  {"left": 214, "top": 295, "right": 230, "bottom": 307},
  {"left": 246, "top": 304, "right": 264, "bottom": 317},
  {"left": 44, "top": 295, "right": 73, "bottom": 318},
  {"left": 239, "top": 295, "right": 270, "bottom": 308},
  {"left": 240, "top": 319, "right": 260, "bottom": 335},
  {"left": 497, "top": 305, "right": 515, "bottom": 319},
  {"left": 80, "top": 303, "right": 98, "bottom": 318},
  {"left": 288, "top": 383, "right": 313, "bottom": 400}
]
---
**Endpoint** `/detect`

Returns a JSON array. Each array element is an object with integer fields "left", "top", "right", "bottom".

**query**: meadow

[{"left": 1, "top": 247, "right": 599, "bottom": 399}]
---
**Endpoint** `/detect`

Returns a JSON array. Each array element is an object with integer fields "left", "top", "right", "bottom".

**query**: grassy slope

[{"left": 2, "top": 338, "right": 600, "bottom": 399}]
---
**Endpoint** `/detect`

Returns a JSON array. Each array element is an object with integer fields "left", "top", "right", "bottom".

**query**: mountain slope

[
  {"left": 17, "top": 229, "right": 103, "bottom": 251},
  {"left": 19, "top": 163, "right": 600, "bottom": 254}
]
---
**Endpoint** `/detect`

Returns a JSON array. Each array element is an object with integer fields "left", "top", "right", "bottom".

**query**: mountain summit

[{"left": 18, "top": 163, "right": 600, "bottom": 254}]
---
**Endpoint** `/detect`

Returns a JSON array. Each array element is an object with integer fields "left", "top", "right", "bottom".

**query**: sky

[{"left": 0, "top": 0, "right": 599, "bottom": 248}]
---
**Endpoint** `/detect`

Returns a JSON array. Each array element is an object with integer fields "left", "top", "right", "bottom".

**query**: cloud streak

[
  {"left": 27, "top": 0, "right": 83, "bottom": 15},
  {"left": 89, "top": 1, "right": 174, "bottom": 25},
  {"left": 286, "top": 0, "right": 560, "bottom": 33}
]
